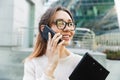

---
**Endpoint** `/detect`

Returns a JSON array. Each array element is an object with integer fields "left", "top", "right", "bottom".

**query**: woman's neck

[{"left": 59, "top": 46, "right": 70, "bottom": 58}]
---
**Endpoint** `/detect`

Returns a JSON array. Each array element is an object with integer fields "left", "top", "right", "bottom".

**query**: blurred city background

[{"left": 0, "top": 0, "right": 120, "bottom": 80}]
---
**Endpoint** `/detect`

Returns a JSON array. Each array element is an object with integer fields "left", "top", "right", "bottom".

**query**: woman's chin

[{"left": 62, "top": 41, "right": 70, "bottom": 46}]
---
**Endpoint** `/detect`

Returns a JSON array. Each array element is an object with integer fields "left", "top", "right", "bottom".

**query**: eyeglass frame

[{"left": 52, "top": 19, "right": 76, "bottom": 31}]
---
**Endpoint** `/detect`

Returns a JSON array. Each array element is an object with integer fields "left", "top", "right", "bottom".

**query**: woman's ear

[{"left": 40, "top": 25, "right": 45, "bottom": 32}]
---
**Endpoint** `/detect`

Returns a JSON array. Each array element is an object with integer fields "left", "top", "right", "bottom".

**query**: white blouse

[{"left": 23, "top": 52, "right": 82, "bottom": 80}]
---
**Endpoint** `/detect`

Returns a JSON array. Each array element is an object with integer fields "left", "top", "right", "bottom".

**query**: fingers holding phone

[
  {"left": 41, "top": 25, "right": 62, "bottom": 43},
  {"left": 47, "top": 32, "right": 64, "bottom": 51},
  {"left": 41, "top": 25, "right": 64, "bottom": 56},
  {"left": 50, "top": 33, "right": 62, "bottom": 47}
]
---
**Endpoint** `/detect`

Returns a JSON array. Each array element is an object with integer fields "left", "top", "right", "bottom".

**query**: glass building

[
  {"left": 51, "top": 0, "right": 118, "bottom": 35},
  {"left": 51, "top": 0, "right": 120, "bottom": 50}
]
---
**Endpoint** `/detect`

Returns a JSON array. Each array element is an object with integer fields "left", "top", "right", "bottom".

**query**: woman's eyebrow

[
  {"left": 54, "top": 18, "right": 63, "bottom": 21},
  {"left": 54, "top": 18, "right": 72, "bottom": 22}
]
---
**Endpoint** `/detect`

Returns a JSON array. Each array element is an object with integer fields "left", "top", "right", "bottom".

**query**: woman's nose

[{"left": 63, "top": 25, "right": 70, "bottom": 31}]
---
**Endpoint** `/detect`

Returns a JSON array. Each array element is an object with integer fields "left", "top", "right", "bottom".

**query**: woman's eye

[
  {"left": 58, "top": 21, "right": 65, "bottom": 25},
  {"left": 69, "top": 23, "right": 74, "bottom": 26}
]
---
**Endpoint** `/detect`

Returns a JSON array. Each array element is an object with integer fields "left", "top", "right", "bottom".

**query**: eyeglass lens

[{"left": 55, "top": 19, "right": 75, "bottom": 30}]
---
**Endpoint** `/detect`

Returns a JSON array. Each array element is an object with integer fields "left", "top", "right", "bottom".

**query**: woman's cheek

[{"left": 71, "top": 31, "right": 75, "bottom": 38}]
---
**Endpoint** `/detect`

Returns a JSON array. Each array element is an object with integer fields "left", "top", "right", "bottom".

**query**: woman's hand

[{"left": 45, "top": 32, "right": 64, "bottom": 76}]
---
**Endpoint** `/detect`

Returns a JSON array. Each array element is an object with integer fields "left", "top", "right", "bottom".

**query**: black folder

[{"left": 69, "top": 52, "right": 110, "bottom": 80}]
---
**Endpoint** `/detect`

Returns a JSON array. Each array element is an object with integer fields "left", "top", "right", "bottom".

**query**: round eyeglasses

[{"left": 53, "top": 19, "right": 75, "bottom": 31}]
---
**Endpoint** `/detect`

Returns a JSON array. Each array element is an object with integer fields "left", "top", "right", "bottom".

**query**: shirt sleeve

[
  {"left": 23, "top": 60, "right": 56, "bottom": 80},
  {"left": 37, "top": 73, "right": 56, "bottom": 80},
  {"left": 23, "top": 60, "right": 35, "bottom": 80}
]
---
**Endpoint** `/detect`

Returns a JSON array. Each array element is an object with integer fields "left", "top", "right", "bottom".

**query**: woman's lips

[{"left": 62, "top": 35, "right": 70, "bottom": 41}]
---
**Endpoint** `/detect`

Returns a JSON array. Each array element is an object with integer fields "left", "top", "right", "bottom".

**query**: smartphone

[{"left": 42, "top": 25, "right": 62, "bottom": 43}]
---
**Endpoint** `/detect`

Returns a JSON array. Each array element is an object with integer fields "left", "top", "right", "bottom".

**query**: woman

[{"left": 23, "top": 6, "right": 82, "bottom": 80}]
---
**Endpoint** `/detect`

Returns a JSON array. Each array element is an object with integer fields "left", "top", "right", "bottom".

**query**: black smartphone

[{"left": 42, "top": 25, "right": 62, "bottom": 43}]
